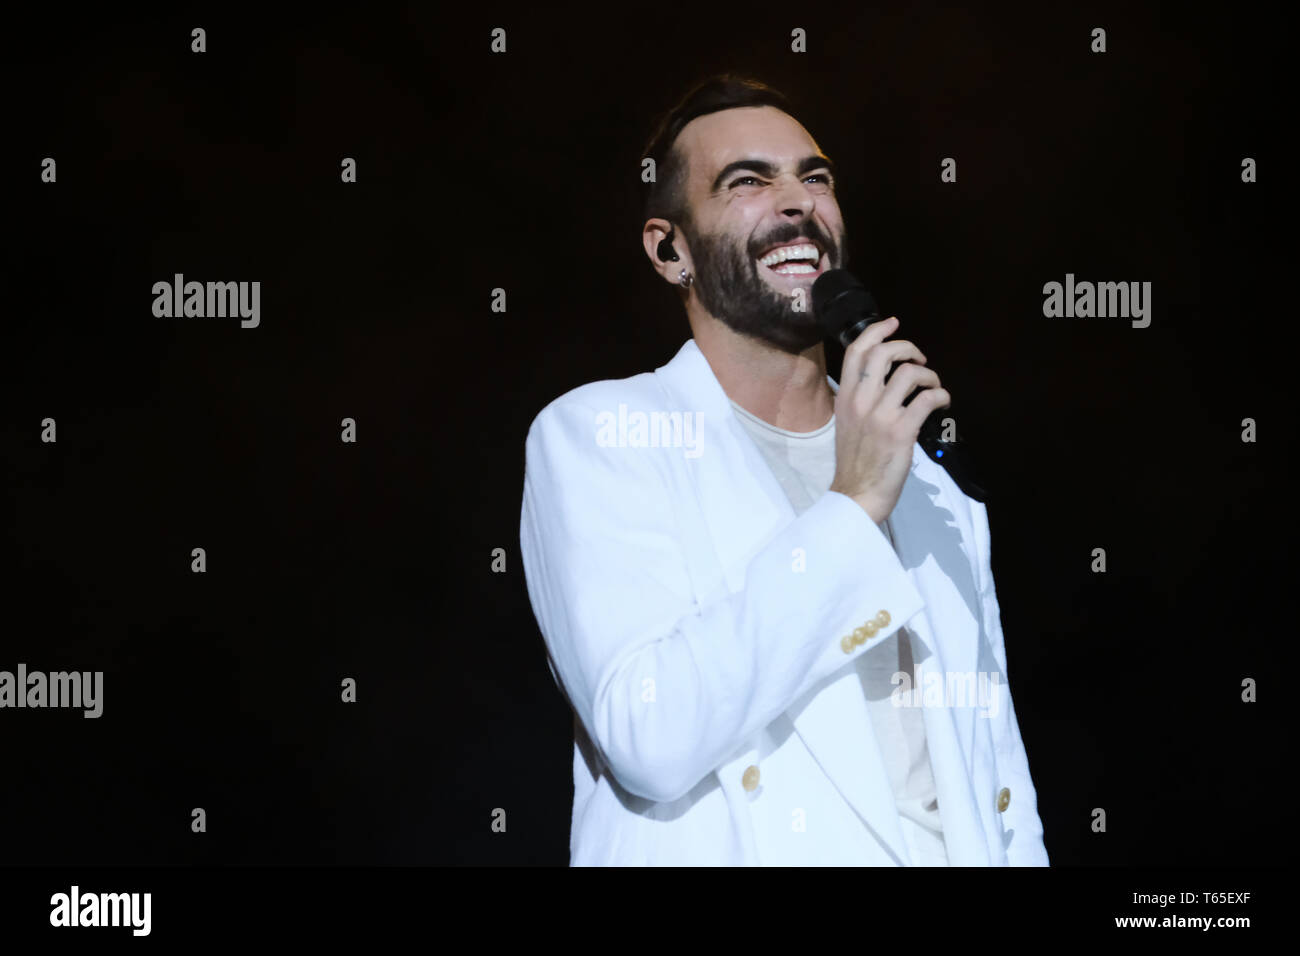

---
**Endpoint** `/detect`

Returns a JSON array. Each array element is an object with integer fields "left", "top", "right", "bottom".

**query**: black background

[{"left": 3, "top": 3, "right": 1284, "bottom": 866}]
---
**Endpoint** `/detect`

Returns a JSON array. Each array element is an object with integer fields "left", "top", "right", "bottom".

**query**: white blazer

[{"left": 519, "top": 338, "right": 1049, "bottom": 866}]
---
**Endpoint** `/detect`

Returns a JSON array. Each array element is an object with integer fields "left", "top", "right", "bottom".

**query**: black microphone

[{"left": 812, "top": 268, "right": 989, "bottom": 503}]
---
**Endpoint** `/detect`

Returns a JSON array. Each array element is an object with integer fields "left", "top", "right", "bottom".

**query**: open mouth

[{"left": 756, "top": 242, "right": 826, "bottom": 281}]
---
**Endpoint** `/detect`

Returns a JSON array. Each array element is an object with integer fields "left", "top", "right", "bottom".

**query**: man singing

[{"left": 519, "top": 74, "right": 1049, "bottom": 866}]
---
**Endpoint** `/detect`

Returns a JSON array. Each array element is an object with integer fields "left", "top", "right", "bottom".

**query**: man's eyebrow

[{"left": 710, "top": 155, "right": 836, "bottom": 192}]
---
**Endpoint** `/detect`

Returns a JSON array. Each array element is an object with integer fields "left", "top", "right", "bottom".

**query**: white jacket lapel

[
  {"left": 654, "top": 340, "right": 913, "bottom": 865},
  {"left": 653, "top": 341, "right": 794, "bottom": 599}
]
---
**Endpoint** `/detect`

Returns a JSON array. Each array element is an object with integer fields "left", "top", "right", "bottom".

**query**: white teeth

[{"left": 758, "top": 243, "right": 820, "bottom": 267}]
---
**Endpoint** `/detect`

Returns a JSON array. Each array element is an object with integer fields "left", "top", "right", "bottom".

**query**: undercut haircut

[{"left": 640, "top": 74, "right": 795, "bottom": 234}]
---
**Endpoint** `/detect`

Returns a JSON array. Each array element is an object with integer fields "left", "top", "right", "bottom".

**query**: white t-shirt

[{"left": 730, "top": 398, "right": 949, "bottom": 866}]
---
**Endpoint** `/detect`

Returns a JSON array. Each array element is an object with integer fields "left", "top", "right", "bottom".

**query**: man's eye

[{"left": 730, "top": 174, "right": 833, "bottom": 188}]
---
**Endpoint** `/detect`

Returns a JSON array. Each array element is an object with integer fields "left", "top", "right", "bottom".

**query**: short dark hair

[{"left": 640, "top": 74, "right": 794, "bottom": 232}]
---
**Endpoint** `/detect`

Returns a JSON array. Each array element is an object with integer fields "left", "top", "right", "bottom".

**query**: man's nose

[{"left": 770, "top": 174, "right": 816, "bottom": 216}]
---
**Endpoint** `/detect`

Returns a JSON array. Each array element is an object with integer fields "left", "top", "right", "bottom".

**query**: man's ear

[{"left": 643, "top": 218, "right": 691, "bottom": 286}]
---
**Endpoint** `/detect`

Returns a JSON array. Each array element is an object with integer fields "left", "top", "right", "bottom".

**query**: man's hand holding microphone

[{"left": 828, "top": 316, "right": 951, "bottom": 525}]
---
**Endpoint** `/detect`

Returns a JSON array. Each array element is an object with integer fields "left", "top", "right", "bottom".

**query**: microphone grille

[{"left": 812, "top": 269, "right": 878, "bottom": 337}]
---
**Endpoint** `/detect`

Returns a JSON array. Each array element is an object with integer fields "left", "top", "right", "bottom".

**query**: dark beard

[{"left": 685, "top": 220, "right": 845, "bottom": 355}]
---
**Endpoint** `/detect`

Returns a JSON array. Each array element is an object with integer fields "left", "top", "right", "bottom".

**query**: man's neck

[{"left": 690, "top": 312, "right": 835, "bottom": 432}]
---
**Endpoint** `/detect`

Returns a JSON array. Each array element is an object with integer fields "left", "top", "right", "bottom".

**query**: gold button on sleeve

[
  {"left": 840, "top": 634, "right": 855, "bottom": 654},
  {"left": 874, "top": 609, "right": 891, "bottom": 629},
  {"left": 742, "top": 765, "right": 761, "bottom": 792},
  {"left": 997, "top": 787, "right": 1011, "bottom": 812}
]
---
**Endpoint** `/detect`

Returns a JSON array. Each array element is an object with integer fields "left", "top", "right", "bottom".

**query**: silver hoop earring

[{"left": 678, "top": 269, "right": 693, "bottom": 289}]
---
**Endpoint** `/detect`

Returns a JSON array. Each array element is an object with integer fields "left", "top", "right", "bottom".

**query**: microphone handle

[
  {"left": 912, "top": 381, "right": 988, "bottom": 504},
  {"left": 839, "top": 315, "right": 989, "bottom": 503}
]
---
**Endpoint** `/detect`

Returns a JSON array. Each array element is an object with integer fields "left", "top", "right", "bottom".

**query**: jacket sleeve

[
  {"left": 519, "top": 397, "right": 927, "bottom": 804},
  {"left": 972, "top": 499, "right": 1051, "bottom": 866}
]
